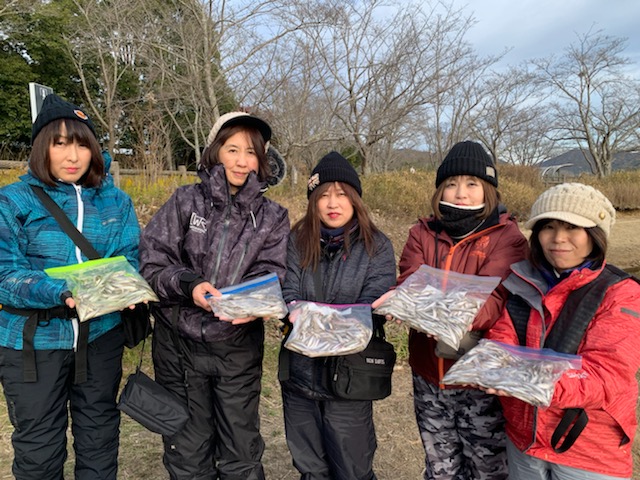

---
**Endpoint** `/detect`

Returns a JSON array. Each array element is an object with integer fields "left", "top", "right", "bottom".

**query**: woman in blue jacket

[
  {"left": 0, "top": 94, "right": 140, "bottom": 480},
  {"left": 279, "top": 152, "right": 396, "bottom": 480}
]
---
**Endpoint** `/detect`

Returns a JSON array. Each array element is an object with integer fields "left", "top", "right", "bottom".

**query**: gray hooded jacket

[{"left": 280, "top": 229, "right": 396, "bottom": 399}]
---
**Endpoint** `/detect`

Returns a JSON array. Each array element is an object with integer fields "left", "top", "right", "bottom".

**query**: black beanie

[
  {"left": 307, "top": 151, "right": 362, "bottom": 198},
  {"left": 435, "top": 141, "right": 498, "bottom": 188},
  {"left": 31, "top": 94, "right": 97, "bottom": 144}
]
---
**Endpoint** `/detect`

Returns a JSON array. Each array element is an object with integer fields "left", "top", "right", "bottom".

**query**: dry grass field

[{"left": 1, "top": 166, "right": 640, "bottom": 478}]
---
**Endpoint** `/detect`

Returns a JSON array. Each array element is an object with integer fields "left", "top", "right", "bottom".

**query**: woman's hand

[
  {"left": 124, "top": 300, "right": 148, "bottom": 310},
  {"left": 192, "top": 282, "right": 220, "bottom": 312},
  {"left": 288, "top": 308, "right": 300, "bottom": 324},
  {"left": 371, "top": 290, "right": 393, "bottom": 309},
  {"left": 480, "top": 386, "right": 511, "bottom": 397},
  {"left": 218, "top": 315, "right": 259, "bottom": 325},
  {"left": 64, "top": 297, "right": 76, "bottom": 309},
  {"left": 371, "top": 290, "right": 401, "bottom": 324}
]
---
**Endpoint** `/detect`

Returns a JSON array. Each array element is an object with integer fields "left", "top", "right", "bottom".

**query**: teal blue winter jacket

[{"left": 0, "top": 157, "right": 140, "bottom": 350}]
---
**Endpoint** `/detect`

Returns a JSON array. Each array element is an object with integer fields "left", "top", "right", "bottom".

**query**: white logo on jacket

[{"left": 189, "top": 213, "right": 207, "bottom": 233}]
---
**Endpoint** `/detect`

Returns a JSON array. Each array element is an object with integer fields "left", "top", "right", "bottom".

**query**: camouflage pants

[{"left": 412, "top": 373, "right": 508, "bottom": 480}]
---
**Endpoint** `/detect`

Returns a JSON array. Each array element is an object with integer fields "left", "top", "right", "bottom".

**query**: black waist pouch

[
  {"left": 329, "top": 335, "right": 396, "bottom": 401},
  {"left": 117, "top": 369, "right": 189, "bottom": 437},
  {"left": 121, "top": 303, "right": 152, "bottom": 349}
]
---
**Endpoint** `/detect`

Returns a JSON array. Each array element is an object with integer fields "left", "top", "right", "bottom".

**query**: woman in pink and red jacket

[{"left": 488, "top": 183, "right": 640, "bottom": 479}]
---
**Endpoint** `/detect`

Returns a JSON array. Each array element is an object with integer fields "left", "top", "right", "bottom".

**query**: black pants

[
  {"left": 282, "top": 389, "right": 378, "bottom": 480},
  {"left": 153, "top": 320, "right": 265, "bottom": 480},
  {"left": 0, "top": 326, "right": 124, "bottom": 480}
]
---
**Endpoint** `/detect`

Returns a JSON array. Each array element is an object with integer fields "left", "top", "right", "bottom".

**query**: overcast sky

[{"left": 447, "top": 0, "right": 640, "bottom": 69}]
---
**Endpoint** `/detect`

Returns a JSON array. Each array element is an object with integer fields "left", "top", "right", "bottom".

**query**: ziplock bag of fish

[
  {"left": 46, "top": 256, "right": 159, "bottom": 322},
  {"left": 373, "top": 264, "right": 500, "bottom": 350},
  {"left": 442, "top": 339, "right": 582, "bottom": 406},
  {"left": 284, "top": 301, "right": 373, "bottom": 358},
  {"left": 206, "top": 272, "right": 288, "bottom": 320}
]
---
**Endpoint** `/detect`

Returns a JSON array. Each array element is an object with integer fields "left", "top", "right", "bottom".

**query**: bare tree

[
  {"left": 266, "top": 0, "right": 486, "bottom": 174},
  {"left": 136, "top": 0, "right": 308, "bottom": 166},
  {"left": 500, "top": 113, "right": 557, "bottom": 166},
  {"left": 467, "top": 66, "right": 547, "bottom": 163},
  {"left": 417, "top": 15, "right": 502, "bottom": 162},
  {"left": 221, "top": 11, "right": 342, "bottom": 175},
  {"left": 136, "top": 0, "right": 228, "bottom": 165},
  {"left": 66, "top": 0, "right": 145, "bottom": 155},
  {"left": 533, "top": 29, "right": 640, "bottom": 177}
]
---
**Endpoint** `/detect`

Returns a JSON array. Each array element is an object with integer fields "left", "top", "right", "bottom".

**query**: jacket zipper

[
  {"left": 438, "top": 222, "right": 504, "bottom": 388},
  {"left": 72, "top": 184, "right": 84, "bottom": 351},
  {"left": 73, "top": 184, "right": 84, "bottom": 264},
  {"left": 209, "top": 201, "right": 232, "bottom": 287}
]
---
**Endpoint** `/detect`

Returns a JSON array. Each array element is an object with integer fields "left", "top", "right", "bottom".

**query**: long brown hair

[
  {"left": 430, "top": 176, "right": 501, "bottom": 219},
  {"left": 292, "top": 182, "right": 379, "bottom": 269},
  {"left": 30, "top": 119, "right": 104, "bottom": 187},
  {"left": 529, "top": 219, "right": 608, "bottom": 270},
  {"left": 200, "top": 125, "right": 270, "bottom": 181}
]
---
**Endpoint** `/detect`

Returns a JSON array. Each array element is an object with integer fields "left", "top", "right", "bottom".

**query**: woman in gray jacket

[
  {"left": 278, "top": 151, "right": 396, "bottom": 480},
  {"left": 140, "top": 112, "right": 289, "bottom": 480}
]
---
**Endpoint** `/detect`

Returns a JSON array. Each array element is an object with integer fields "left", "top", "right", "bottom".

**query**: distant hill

[{"left": 539, "top": 149, "right": 640, "bottom": 175}]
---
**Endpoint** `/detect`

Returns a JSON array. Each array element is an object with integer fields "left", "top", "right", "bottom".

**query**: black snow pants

[
  {"left": 152, "top": 319, "right": 265, "bottom": 480},
  {"left": 0, "top": 325, "right": 124, "bottom": 480},
  {"left": 281, "top": 388, "right": 378, "bottom": 480}
]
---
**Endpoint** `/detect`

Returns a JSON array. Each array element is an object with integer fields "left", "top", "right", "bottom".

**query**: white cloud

[{"left": 449, "top": 0, "right": 640, "bottom": 66}]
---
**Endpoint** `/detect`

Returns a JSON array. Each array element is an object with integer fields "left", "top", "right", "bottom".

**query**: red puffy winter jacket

[{"left": 488, "top": 261, "right": 640, "bottom": 477}]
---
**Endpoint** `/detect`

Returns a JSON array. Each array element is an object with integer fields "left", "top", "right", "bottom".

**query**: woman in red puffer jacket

[{"left": 488, "top": 183, "right": 640, "bottom": 479}]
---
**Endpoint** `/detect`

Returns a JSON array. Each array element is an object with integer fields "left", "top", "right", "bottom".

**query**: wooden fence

[{"left": 0, "top": 160, "right": 196, "bottom": 187}]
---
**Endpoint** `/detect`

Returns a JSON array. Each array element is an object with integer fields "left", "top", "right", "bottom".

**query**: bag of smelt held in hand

[
  {"left": 205, "top": 272, "right": 288, "bottom": 320},
  {"left": 283, "top": 300, "right": 396, "bottom": 401},
  {"left": 442, "top": 339, "right": 581, "bottom": 407},
  {"left": 373, "top": 264, "right": 500, "bottom": 354}
]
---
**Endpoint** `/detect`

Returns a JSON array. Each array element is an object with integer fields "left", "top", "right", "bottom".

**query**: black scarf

[{"left": 438, "top": 202, "right": 487, "bottom": 240}]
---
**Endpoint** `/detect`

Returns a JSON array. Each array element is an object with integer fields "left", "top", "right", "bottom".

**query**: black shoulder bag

[
  {"left": 117, "top": 306, "right": 189, "bottom": 437},
  {"left": 30, "top": 185, "right": 151, "bottom": 349},
  {"left": 310, "top": 268, "right": 396, "bottom": 401}
]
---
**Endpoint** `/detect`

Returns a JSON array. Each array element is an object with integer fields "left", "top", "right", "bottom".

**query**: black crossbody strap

[
  {"left": 29, "top": 185, "right": 100, "bottom": 260},
  {"left": 550, "top": 408, "right": 589, "bottom": 453},
  {"left": 29, "top": 184, "right": 100, "bottom": 384}
]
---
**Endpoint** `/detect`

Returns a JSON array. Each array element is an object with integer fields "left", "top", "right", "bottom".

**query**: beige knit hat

[
  {"left": 205, "top": 112, "right": 271, "bottom": 151},
  {"left": 525, "top": 183, "right": 616, "bottom": 237}
]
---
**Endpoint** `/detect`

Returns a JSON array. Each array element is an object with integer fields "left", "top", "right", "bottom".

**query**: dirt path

[{"left": 607, "top": 214, "right": 640, "bottom": 270}]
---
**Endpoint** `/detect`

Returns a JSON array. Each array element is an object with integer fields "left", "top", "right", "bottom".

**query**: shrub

[{"left": 580, "top": 171, "right": 640, "bottom": 211}]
